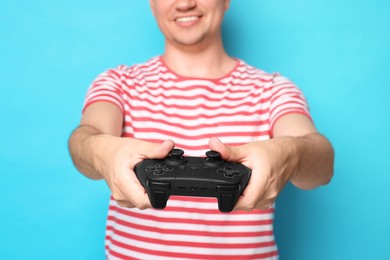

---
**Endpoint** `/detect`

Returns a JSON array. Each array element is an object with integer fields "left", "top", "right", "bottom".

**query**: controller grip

[{"left": 146, "top": 180, "right": 171, "bottom": 209}]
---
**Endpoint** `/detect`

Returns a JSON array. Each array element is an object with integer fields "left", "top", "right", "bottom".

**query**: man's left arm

[{"left": 208, "top": 113, "right": 334, "bottom": 211}]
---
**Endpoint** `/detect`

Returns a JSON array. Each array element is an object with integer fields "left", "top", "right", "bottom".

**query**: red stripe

[
  {"left": 121, "top": 137, "right": 250, "bottom": 151},
  {"left": 108, "top": 197, "right": 274, "bottom": 213},
  {"left": 270, "top": 90, "right": 303, "bottom": 103},
  {"left": 130, "top": 117, "right": 265, "bottom": 129},
  {"left": 131, "top": 127, "right": 269, "bottom": 140},
  {"left": 123, "top": 89, "right": 270, "bottom": 104},
  {"left": 130, "top": 78, "right": 261, "bottom": 92},
  {"left": 84, "top": 98, "right": 122, "bottom": 112},
  {"left": 106, "top": 247, "right": 138, "bottom": 260},
  {"left": 111, "top": 207, "right": 273, "bottom": 226},
  {"left": 92, "top": 79, "right": 123, "bottom": 92},
  {"left": 126, "top": 104, "right": 269, "bottom": 120},
  {"left": 228, "top": 73, "right": 273, "bottom": 82},
  {"left": 107, "top": 216, "right": 273, "bottom": 238},
  {"left": 107, "top": 231, "right": 275, "bottom": 249},
  {"left": 270, "top": 100, "right": 307, "bottom": 116},
  {"left": 86, "top": 93, "right": 122, "bottom": 106},
  {"left": 135, "top": 58, "right": 160, "bottom": 70},
  {"left": 107, "top": 237, "right": 278, "bottom": 259},
  {"left": 105, "top": 68, "right": 123, "bottom": 79},
  {"left": 126, "top": 93, "right": 269, "bottom": 110}
]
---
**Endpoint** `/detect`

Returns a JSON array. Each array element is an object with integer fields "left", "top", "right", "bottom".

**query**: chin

[{"left": 173, "top": 35, "right": 207, "bottom": 47}]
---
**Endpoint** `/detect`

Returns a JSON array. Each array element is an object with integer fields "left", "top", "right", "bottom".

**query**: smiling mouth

[{"left": 175, "top": 16, "right": 201, "bottom": 23}]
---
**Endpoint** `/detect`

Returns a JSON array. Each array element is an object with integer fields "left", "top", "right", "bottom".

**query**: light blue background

[{"left": 1, "top": 0, "right": 389, "bottom": 259}]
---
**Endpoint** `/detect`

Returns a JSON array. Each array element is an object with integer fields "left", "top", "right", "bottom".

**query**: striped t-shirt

[{"left": 83, "top": 56, "right": 310, "bottom": 260}]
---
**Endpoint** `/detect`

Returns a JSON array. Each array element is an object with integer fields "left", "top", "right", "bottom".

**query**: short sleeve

[
  {"left": 82, "top": 68, "right": 125, "bottom": 113},
  {"left": 269, "top": 73, "right": 312, "bottom": 131}
]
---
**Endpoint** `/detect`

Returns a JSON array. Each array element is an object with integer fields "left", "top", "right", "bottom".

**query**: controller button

[
  {"left": 149, "top": 181, "right": 171, "bottom": 190},
  {"left": 204, "top": 150, "right": 223, "bottom": 167},
  {"left": 217, "top": 168, "right": 226, "bottom": 174},
  {"left": 146, "top": 166, "right": 155, "bottom": 172},
  {"left": 224, "top": 171, "right": 240, "bottom": 178},
  {"left": 217, "top": 185, "right": 239, "bottom": 192},
  {"left": 166, "top": 149, "right": 187, "bottom": 166},
  {"left": 155, "top": 163, "right": 164, "bottom": 168},
  {"left": 170, "top": 149, "right": 184, "bottom": 157},
  {"left": 205, "top": 150, "right": 221, "bottom": 159},
  {"left": 163, "top": 167, "right": 173, "bottom": 171},
  {"left": 154, "top": 169, "right": 164, "bottom": 175}
]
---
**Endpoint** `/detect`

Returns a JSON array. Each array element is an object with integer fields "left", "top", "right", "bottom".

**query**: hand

[
  {"left": 94, "top": 136, "right": 175, "bottom": 209},
  {"left": 209, "top": 137, "right": 297, "bottom": 211}
]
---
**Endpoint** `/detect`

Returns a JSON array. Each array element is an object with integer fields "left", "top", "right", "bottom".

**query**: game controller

[{"left": 134, "top": 149, "right": 251, "bottom": 213}]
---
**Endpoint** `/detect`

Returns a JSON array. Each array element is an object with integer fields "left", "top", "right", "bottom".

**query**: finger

[
  {"left": 233, "top": 186, "right": 258, "bottom": 212},
  {"left": 140, "top": 139, "right": 175, "bottom": 159},
  {"left": 233, "top": 171, "right": 266, "bottom": 211},
  {"left": 151, "top": 139, "right": 175, "bottom": 159},
  {"left": 116, "top": 200, "right": 135, "bottom": 208},
  {"left": 114, "top": 168, "right": 152, "bottom": 209},
  {"left": 127, "top": 174, "right": 152, "bottom": 209},
  {"left": 112, "top": 190, "right": 136, "bottom": 208},
  {"left": 208, "top": 137, "right": 246, "bottom": 162}
]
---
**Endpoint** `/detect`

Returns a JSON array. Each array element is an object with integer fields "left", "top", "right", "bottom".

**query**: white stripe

[
  {"left": 129, "top": 132, "right": 269, "bottom": 145},
  {"left": 125, "top": 106, "right": 269, "bottom": 120},
  {"left": 109, "top": 203, "right": 274, "bottom": 222},
  {"left": 87, "top": 96, "right": 122, "bottom": 110},
  {"left": 271, "top": 101, "right": 308, "bottom": 117},
  {"left": 129, "top": 78, "right": 270, "bottom": 90},
  {"left": 143, "top": 72, "right": 179, "bottom": 81},
  {"left": 131, "top": 121, "right": 269, "bottom": 135},
  {"left": 107, "top": 241, "right": 183, "bottom": 260}
]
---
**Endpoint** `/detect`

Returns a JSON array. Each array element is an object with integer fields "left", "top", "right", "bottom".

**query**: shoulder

[
  {"left": 105, "top": 56, "right": 164, "bottom": 79},
  {"left": 229, "top": 59, "right": 277, "bottom": 88},
  {"left": 234, "top": 59, "right": 275, "bottom": 81},
  {"left": 238, "top": 59, "right": 299, "bottom": 87}
]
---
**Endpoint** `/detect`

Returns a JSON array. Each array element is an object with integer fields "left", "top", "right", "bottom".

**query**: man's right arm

[
  {"left": 68, "top": 101, "right": 175, "bottom": 208},
  {"left": 68, "top": 101, "right": 123, "bottom": 180}
]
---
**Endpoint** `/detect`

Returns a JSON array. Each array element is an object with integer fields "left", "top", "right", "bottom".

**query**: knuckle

[
  {"left": 260, "top": 200, "right": 275, "bottom": 210},
  {"left": 137, "top": 203, "right": 149, "bottom": 210},
  {"left": 242, "top": 202, "right": 256, "bottom": 212},
  {"left": 116, "top": 200, "right": 129, "bottom": 208}
]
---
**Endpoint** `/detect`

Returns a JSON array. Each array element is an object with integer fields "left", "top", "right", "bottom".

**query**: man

[{"left": 69, "top": 0, "right": 334, "bottom": 259}]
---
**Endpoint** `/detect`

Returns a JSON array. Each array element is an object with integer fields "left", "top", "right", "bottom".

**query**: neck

[{"left": 162, "top": 37, "right": 236, "bottom": 79}]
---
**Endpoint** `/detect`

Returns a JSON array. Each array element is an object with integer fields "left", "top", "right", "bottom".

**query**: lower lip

[{"left": 175, "top": 17, "right": 202, "bottom": 28}]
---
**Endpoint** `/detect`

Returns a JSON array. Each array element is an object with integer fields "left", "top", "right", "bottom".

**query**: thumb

[
  {"left": 151, "top": 139, "right": 175, "bottom": 159},
  {"left": 208, "top": 137, "right": 246, "bottom": 162}
]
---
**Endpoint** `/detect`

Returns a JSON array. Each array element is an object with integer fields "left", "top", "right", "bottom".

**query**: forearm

[
  {"left": 272, "top": 132, "right": 334, "bottom": 190},
  {"left": 68, "top": 125, "right": 117, "bottom": 180}
]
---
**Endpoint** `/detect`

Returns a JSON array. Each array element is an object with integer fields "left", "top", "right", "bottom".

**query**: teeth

[{"left": 176, "top": 16, "right": 198, "bottom": 23}]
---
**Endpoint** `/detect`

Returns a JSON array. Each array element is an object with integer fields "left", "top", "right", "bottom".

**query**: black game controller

[{"left": 134, "top": 149, "right": 251, "bottom": 213}]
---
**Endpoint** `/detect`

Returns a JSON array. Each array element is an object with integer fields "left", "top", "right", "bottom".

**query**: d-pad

[
  {"left": 217, "top": 166, "right": 241, "bottom": 178},
  {"left": 146, "top": 164, "right": 173, "bottom": 175}
]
